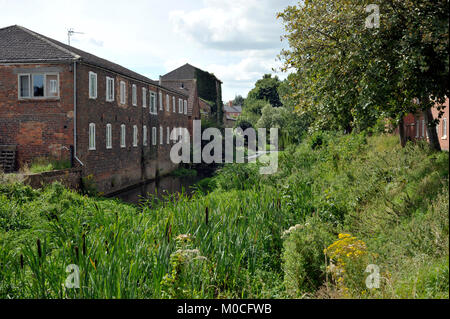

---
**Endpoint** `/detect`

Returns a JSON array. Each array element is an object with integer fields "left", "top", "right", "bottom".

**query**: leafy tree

[
  {"left": 278, "top": 0, "right": 449, "bottom": 149},
  {"left": 233, "top": 95, "right": 245, "bottom": 106},
  {"left": 240, "top": 98, "right": 270, "bottom": 127},
  {"left": 247, "top": 74, "right": 283, "bottom": 107}
]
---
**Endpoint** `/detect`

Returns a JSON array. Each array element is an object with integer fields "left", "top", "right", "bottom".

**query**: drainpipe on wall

[{"left": 73, "top": 60, "right": 84, "bottom": 166}]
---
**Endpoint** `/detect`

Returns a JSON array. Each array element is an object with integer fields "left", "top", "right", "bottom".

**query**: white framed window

[
  {"left": 120, "top": 124, "right": 126, "bottom": 148},
  {"left": 172, "top": 96, "right": 176, "bottom": 112},
  {"left": 159, "top": 92, "right": 163, "bottom": 110},
  {"left": 106, "top": 124, "right": 112, "bottom": 149},
  {"left": 184, "top": 100, "right": 188, "bottom": 115},
  {"left": 166, "top": 94, "right": 170, "bottom": 112},
  {"left": 142, "top": 87, "right": 147, "bottom": 107},
  {"left": 160, "top": 126, "right": 163, "bottom": 145},
  {"left": 106, "top": 77, "right": 114, "bottom": 102},
  {"left": 89, "top": 72, "right": 97, "bottom": 99},
  {"left": 442, "top": 118, "right": 447, "bottom": 139},
  {"left": 150, "top": 92, "right": 157, "bottom": 114},
  {"left": 133, "top": 125, "right": 138, "bottom": 147},
  {"left": 152, "top": 127, "right": 157, "bottom": 145},
  {"left": 49, "top": 79, "right": 57, "bottom": 94},
  {"left": 120, "top": 81, "right": 126, "bottom": 104},
  {"left": 89, "top": 123, "right": 96, "bottom": 150},
  {"left": 178, "top": 98, "right": 183, "bottom": 113},
  {"left": 132, "top": 84, "right": 137, "bottom": 106},
  {"left": 143, "top": 125, "right": 148, "bottom": 146},
  {"left": 18, "top": 74, "right": 31, "bottom": 98},
  {"left": 415, "top": 120, "right": 420, "bottom": 138},
  {"left": 18, "top": 73, "right": 60, "bottom": 99}
]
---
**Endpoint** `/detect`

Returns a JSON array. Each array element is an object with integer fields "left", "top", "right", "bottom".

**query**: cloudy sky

[{"left": 1, "top": 0, "right": 296, "bottom": 102}]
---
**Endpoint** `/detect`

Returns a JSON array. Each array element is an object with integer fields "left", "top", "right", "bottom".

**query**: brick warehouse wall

[
  {"left": 0, "top": 63, "right": 75, "bottom": 168},
  {"left": 75, "top": 63, "right": 189, "bottom": 194},
  {"left": 401, "top": 98, "right": 449, "bottom": 151}
]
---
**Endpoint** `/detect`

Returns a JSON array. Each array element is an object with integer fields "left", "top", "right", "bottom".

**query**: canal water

[{"left": 112, "top": 170, "right": 213, "bottom": 205}]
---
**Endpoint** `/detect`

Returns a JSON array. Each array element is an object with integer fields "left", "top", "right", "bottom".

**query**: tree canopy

[{"left": 277, "top": 0, "right": 449, "bottom": 148}]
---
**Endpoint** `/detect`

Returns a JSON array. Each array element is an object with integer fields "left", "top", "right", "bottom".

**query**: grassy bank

[{"left": 0, "top": 133, "right": 448, "bottom": 298}]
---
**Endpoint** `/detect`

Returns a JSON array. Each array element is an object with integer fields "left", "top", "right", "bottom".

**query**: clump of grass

[{"left": 21, "top": 157, "right": 71, "bottom": 174}]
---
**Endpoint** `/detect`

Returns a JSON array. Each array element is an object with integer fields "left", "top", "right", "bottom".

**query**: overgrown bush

[{"left": 282, "top": 216, "right": 335, "bottom": 297}]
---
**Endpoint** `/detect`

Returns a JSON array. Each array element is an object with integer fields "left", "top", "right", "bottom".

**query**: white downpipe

[{"left": 73, "top": 61, "right": 84, "bottom": 166}]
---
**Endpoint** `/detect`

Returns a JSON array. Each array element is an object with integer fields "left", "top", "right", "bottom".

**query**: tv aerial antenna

[{"left": 67, "top": 28, "right": 84, "bottom": 46}]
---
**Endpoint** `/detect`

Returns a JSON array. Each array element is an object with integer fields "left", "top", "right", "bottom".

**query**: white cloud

[{"left": 170, "top": 0, "right": 290, "bottom": 51}]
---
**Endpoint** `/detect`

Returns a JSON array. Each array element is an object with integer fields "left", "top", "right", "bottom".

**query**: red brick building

[
  {"left": 0, "top": 25, "right": 191, "bottom": 194},
  {"left": 160, "top": 63, "right": 223, "bottom": 125},
  {"left": 401, "top": 98, "right": 449, "bottom": 151}
]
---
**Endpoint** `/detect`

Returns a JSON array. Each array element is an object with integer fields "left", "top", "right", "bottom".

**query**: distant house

[
  {"left": 160, "top": 63, "right": 223, "bottom": 129},
  {"left": 0, "top": 25, "right": 189, "bottom": 193},
  {"left": 223, "top": 101, "right": 242, "bottom": 127},
  {"left": 400, "top": 98, "right": 449, "bottom": 151}
]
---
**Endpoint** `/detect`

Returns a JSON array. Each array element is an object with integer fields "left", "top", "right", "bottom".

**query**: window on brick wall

[
  {"left": 120, "top": 81, "right": 126, "bottom": 104},
  {"left": 47, "top": 75, "right": 58, "bottom": 97},
  {"left": 159, "top": 126, "right": 163, "bottom": 145},
  {"left": 167, "top": 127, "right": 170, "bottom": 144},
  {"left": 159, "top": 92, "right": 163, "bottom": 110},
  {"left": 152, "top": 127, "right": 157, "bottom": 145},
  {"left": 143, "top": 125, "right": 148, "bottom": 146},
  {"left": 106, "top": 124, "right": 112, "bottom": 149},
  {"left": 442, "top": 118, "right": 447, "bottom": 139},
  {"left": 166, "top": 94, "right": 170, "bottom": 112},
  {"left": 142, "top": 88, "right": 147, "bottom": 108},
  {"left": 132, "top": 84, "right": 137, "bottom": 106},
  {"left": 106, "top": 77, "right": 114, "bottom": 102},
  {"left": 184, "top": 100, "right": 188, "bottom": 115},
  {"left": 178, "top": 98, "right": 183, "bottom": 113},
  {"left": 120, "top": 124, "right": 126, "bottom": 148},
  {"left": 89, "top": 72, "right": 97, "bottom": 99},
  {"left": 18, "top": 73, "right": 60, "bottom": 99},
  {"left": 133, "top": 125, "right": 138, "bottom": 147},
  {"left": 150, "top": 92, "right": 157, "bottom": 114},
  {"left": 89, "top": 123, "right": 96, "bottom": 150},
  {"left": 172, "top": 96, "right": 176, "bottom": 112},
  {"left": 415, "top": 120, "right": 420, "bottom": 138}
]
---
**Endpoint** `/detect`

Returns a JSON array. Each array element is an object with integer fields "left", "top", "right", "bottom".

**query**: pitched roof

[
  {"left": 224, "top": 104, "right": 242, "bottom": 113},
  {"left": 0, "top": 25, "right": 187, "bottom": 96},
  {"left": 0, "top": 25, "right": 77, "bottom": 62},
  {"left": 161, "top": 63, "right": 222, "bottom": 83}
]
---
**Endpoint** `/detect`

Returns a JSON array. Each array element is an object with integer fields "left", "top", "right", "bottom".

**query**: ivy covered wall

[{"left": 195, "top": 69, "right": 223, "bottom": 124}]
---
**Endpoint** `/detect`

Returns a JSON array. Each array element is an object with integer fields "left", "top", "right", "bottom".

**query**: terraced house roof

[{"left": 0, "top": 25, "right": 187, "bottom": 96}]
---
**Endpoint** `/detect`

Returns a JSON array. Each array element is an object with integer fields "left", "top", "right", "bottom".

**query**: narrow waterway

[{"left": 112, "top": 170, "right": 213, "bottom": 205}]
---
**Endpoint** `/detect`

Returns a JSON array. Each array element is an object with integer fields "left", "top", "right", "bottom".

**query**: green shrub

[{"left": 282, "top": 216, "right": 335, "bottom": 296}]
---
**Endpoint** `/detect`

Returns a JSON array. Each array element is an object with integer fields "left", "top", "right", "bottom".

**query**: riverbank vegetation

[{"left": 1, "top": 133, "right": 448, "bottom": 298}]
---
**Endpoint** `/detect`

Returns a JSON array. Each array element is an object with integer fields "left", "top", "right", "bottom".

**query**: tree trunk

[
  {"left": 398, "top": 117, "right": 406, "bottom": 147},
  {"left": 423, "top": 107, "right": 441, "bottom": 151}
]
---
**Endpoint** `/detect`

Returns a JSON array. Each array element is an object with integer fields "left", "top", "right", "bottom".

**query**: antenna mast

[{"left": 67, "top": 28, "right": 85, "bottom": 45}]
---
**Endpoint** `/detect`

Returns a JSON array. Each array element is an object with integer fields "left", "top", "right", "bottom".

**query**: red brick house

[
  {"left": 223, "top": 102, "right": 242, "bottom": 128},
  {"left": 0, "top": 25, "right": 190, "bottom": 194},
  {"left": 401, "top": 98, "right": 449, "bottom": 151}
]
